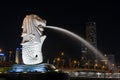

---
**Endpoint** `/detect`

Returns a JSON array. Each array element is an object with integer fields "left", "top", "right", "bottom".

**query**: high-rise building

[
  {"left": 85, "top": 22, "right": 97, "bottom": 64},
  {"left": 86, "top": 22, "right": 97, "bottom": 47},
  {"left": 15, "top": 48, "right": 22, "bottom": 64}
]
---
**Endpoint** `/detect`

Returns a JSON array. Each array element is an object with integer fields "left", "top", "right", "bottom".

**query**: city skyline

[{"left": 0, "top": 1, "right": 120, "bottom": 62}]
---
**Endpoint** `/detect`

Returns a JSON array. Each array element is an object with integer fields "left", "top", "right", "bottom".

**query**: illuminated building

[
  {"left": 83, "top": 22, "right": 97, "bottom": 65},
  {"left": 101, "top": 54, "right": 116, "bottom": 70},
  {"left": 0, "top": 52, "right": 6, "bottom": 62},
  {"left": 86, "top": 22, "right": 97, "bottom": 48},
  {"left": 15, "top": 48, "right": 22, "bottom": 64},
  {"left": 86, "top": 22, "right": 97, "bottom": 62}
]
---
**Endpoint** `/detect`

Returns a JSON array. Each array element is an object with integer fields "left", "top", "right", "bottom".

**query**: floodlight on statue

[{"left": 21, "top": 14, "right": 46, "bottom": 65}]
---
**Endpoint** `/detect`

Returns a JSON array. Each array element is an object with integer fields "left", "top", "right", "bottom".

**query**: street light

[
  {"left": 73, "top": 60, "right": 77, "bottom": 64},
  {"left": 57, "top": 57, "right": 60, "bottom": 62},
  {"left": 94, "top": 63, "right": 98, "bottom": 69},
  {"left": 56, "top": 57, "right": 61, "bottom": 68},
  {"left": 102, "top": 65, "right": 105, "bottom": 71},
  {"left": 85, "top": 62, "right": 89, "bottom": 69},
  {"left": 72, "top": 60, "right": 77, "bottom": 68}
]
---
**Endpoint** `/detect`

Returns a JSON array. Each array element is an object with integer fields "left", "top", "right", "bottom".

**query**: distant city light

[
  {"left": 61, "top": 52, "right": 64, "bottom": 56},
  {"left": 9, "top": 51, "right": 13, "bottom": 54},
  {"left": 73, "top": 60, "right": 77, "bottom": 64},
  {"left": 0, "top": 48, "right": 2, "bottom": 52},
  {"left": 0, "top": 53, "right": 5, "bottom": 56}
]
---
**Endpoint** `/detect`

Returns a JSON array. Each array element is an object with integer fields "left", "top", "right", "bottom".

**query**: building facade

[
  {"left": 84, "top": 22, "right": 97, "bottom": 65},
  {"left": 15, "top": 48, "right": 22, "bottom": 64}
]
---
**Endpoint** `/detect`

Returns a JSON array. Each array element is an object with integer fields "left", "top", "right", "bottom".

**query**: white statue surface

[{"left": 21, "top": 14, "right": 46, "bottom": 65}]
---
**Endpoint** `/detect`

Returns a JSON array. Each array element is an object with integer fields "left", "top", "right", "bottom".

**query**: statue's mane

[
  {"left": 22, "top": 14, "right": 46, "bottom": 35},
  {"left": 30, "top": 14, "right": 46, "bottom": 24},
  {"left": 24, "top": 14, "right": 46, "bottom": 24}
]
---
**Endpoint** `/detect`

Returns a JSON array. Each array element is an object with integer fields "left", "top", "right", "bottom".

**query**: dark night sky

[{"left": 0, "top": 1, "right": 120, "bottom": 62}]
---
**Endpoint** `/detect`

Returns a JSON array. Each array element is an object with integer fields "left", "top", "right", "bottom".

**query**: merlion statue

[{"left": 21, "top": 14, "right": 46, "bottom": 65}]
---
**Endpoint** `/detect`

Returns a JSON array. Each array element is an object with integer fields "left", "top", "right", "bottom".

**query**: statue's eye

[
  {"left": 35, "top": 55, "right": 38, "bottom": 58},
  {"left": 38, "top": 25, "right": 42, "bottom": 27}
]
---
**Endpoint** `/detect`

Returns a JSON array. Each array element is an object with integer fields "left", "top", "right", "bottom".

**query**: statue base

[
  {"left": 4, "top": 63, "right": 69, "bottom": 80},
  {"left": 8, "top": 63, "right": 56, "bottom": 73}
]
